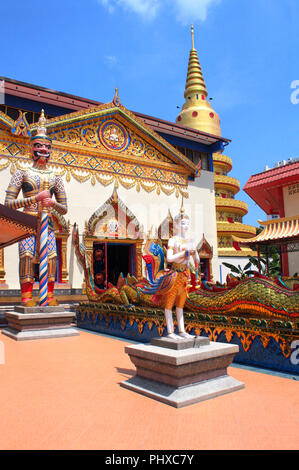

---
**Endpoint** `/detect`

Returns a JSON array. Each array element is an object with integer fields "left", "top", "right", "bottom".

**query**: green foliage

[
  {"left": 222, "top": 261, "right": 256, "bottom": 279},
  {"left": 248, "top": 254, "right": 281, "bottom": 277},
  {"left": 223, "top": 252, "right": 281, "bottom": 280}
]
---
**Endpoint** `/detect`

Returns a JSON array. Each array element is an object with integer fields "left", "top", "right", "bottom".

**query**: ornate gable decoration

[
  {"left": 158, "top": 209, "right": 174, "bottom": 241},
  {"left": 197, "top": 235, "right": 213, "bottom": 258},
  {"left": 0, "top": 93, "right": 195, "bottom": 199},
  {"left": 87, "top": 187, "right": 143, "bottom": 240},
  {"left": 47, "top": 115, "right": 172, "bottom": 166},
  {"left": 0, "top": 110, "right": 14, "bottom": 131}
]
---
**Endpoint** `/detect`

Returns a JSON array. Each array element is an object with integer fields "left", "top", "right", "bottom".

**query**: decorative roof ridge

[
  {"left": 87, "top": 186, "right": 143, "bottom": 235},
  {"left": 259, "top": 215, "right": 299, "bottom": 226},
  {"left": 245, "top": 161, "right": 299, "bottom": 184},
  {"left": 29, "top": 96, "right": 197, "bottom": 173},
  {"left": 0, "top": 109, "right": 14, "bottom": 128},
  {"left": 233, "top": 216, "right": 299, "bottom": 243}
]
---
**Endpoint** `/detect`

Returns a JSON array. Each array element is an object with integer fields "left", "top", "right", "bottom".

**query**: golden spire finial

[
  {"left": 191, "top": 24, "right": 195, "bottom": 50},
  {"left": 183, "top": 27, "right": 208, "bottom": 99},
  {"left": 31, "top": 109, "right": 51, "bottom": 142},
  {"left": 113, "top": 87, "right": 121, "bottom": 106},
  {"left": 175, "top": 25, "right": 221, "bottom": 136}
]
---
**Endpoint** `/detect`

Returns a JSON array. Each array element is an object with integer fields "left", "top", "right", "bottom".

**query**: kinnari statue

[{"left": 163, "top": 203, "right": 200, "bottom": 339}]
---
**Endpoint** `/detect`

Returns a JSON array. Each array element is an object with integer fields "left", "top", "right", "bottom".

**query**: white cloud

[
  {"left": 99, "top": 0, "right": 160, "bottom": 20},
  {"left": 100, "top": 0, "right": 115, "bottom": 14},
  {"left": 105, "top": 55, "right": 118, "bottom": 67},
  {"left": 99, "top": 0, "right": 221, "bottom": 22},
  {"left": 172, "top": 0, "right": 221, "bottom": 23}
]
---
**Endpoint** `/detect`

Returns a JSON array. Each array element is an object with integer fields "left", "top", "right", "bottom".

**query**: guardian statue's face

[{"left": 32, "top": 139, "right": 52, "bottom": 164}]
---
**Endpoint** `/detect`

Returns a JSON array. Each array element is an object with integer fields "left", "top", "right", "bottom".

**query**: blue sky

[{"left": 1, "top": 0, "right": 298, "bottom": 226}]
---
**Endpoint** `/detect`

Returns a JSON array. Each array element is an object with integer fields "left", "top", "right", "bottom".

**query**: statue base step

[
  {"left": 1, "top": 306, "right": 79, "bottom": 341},
  {"left": 0, "top": 313, "right": 8, "bottom": 328},
  {"left": 121, "top": 336, "right": 244, "bottom": 408}
]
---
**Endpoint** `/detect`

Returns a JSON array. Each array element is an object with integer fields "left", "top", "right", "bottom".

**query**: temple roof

[
  {"left": 243, "top": 161, "right": 299, "bottom": 214},
  {"left": 28, "top": 95, "right": 198, "bottom": 174},
  {"left": 0, "top": 76, "right": 230, "bottom": 151},
  {"left": 233, "top": 216, "right": 299, "bottom": 245}
]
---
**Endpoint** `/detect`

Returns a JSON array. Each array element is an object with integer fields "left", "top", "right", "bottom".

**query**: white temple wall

[
  {"left": 67, "top": 177, "right": 184, "bottom": 288},
  {"left": 283, "top": 184, "right": 299, "bottom": 218},
  {"left": 188, "top": 170, "right": 219, "bottom": 282},
  {"left": 64, "top": 170, "right": 220, "bottom": 287},
  {"left": 0, "top": 165, "right": 220, "bottom": 288}
]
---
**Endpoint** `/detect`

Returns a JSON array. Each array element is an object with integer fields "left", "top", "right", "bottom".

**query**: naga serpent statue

[{"left": 72, "top": 224, "right": 299, "bottom": 320}]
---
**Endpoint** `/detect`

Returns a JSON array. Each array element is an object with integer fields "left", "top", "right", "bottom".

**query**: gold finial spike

[
  {"left": 113, "top": 87, "right": 121, "bottom": 106},
  {"left": 38, "top": 109, "right": 47, "bottom": 129},
  {"left": 180, "top": 196, "right": 185, "bottom": 215},
  {"left": 183, "top": 25, "right": 208, "bottom": 99},
  {"left": 191, "top": 24, "right": 195, "bottom": 50},
  {"left": 112, "top": 182, "right": 118, "bottom": 203},
  {"left": 31, "top": 108, "right": 51, "bottom": 141}
]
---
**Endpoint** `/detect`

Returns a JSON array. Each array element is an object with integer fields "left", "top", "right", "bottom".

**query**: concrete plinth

[
  {"left": 121, "top": 336, "right": 244, "bottom": 408},
  {"left": 1, "top": 306, "right": 79, "bottom": 341},
  {"left": 0, "top": 313, "right": 8, "bottom": 328}
]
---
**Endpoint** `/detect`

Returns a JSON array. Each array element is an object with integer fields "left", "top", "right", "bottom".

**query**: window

[
  {"left": 0, "top": 105, "right": 52, "bottom": 122},
  {"left": 200, "top": 153, "right": 209, "bottom": 170},
  {"left": 175, "top": 146, "right": 210, "bottom": 170}
]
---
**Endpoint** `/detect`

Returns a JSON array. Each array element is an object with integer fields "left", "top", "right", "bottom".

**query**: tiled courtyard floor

[{"left": 0, "top": 329, "right": 298, "bottom": 450}]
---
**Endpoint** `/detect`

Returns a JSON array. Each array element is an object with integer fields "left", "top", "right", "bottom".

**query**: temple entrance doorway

[
  {"left": 200, "top": 258, "right": 210, "bottom": 281},
  {"left": 93, "top": 241, "right": 136, "bottom": 290}
]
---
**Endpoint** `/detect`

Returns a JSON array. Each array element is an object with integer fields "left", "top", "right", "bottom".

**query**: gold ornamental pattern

[
  {"left": 0, "top": 135, "right": 189, "bottom": 199},
  {"left": 48, "top": 118, "right": 171, "bottom": 164}
]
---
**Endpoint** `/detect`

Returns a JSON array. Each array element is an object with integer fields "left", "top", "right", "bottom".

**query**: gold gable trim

[
  {"left": 0, "top": 110, "right": 14, "bottom": 129},
  {"left": 29, "top": 101, "right": 197, "bottom": 174},
  {"left": 0, "top": 138, "right": 189, "bottom": 199}
]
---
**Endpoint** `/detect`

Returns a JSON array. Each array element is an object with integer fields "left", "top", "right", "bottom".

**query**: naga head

[{"left": 30, "top": 110, "right": 52, "bottom": 165}]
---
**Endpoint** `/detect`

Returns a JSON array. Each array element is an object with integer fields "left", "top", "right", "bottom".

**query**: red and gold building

[{"left": 239, "top": 159, "right": 299, "bottom": 277}]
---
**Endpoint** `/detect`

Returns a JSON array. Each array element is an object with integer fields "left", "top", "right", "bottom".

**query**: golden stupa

[{"left": 176, "top": 25, "right": 256, "bottom": 259}]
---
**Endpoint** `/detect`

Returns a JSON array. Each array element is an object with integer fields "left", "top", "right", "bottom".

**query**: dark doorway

[
  {"left": 107, "top": 243, "right": 131, "bottom": 286},
  {"left": 93, "top": 242, "right": 134, "bottom": 289},
  {"left": 200, "top": 259, "right": 210, "bottom": 281}
]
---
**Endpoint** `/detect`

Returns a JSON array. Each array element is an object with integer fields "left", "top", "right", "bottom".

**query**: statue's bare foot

[
  {"left": 167, "top": 333, "right": 183, "bottom": 340},
  {"left": 178, "top": 331, "right": 194, "bottom": 339},
  {"left": 22, "top": 299, "right": 37, "bottom": 307}
]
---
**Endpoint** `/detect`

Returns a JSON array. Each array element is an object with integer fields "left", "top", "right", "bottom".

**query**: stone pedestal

[
  {"left": 121, "top": 336, "right": 244, "bottom": 408},
  {"left": 1, "top": 306, "right": 79, "bottom": 341}
]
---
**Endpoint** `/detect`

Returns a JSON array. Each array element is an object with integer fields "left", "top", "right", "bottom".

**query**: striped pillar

[{"left": 39, "top": 180, "right": 49, "bottom": 307}]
